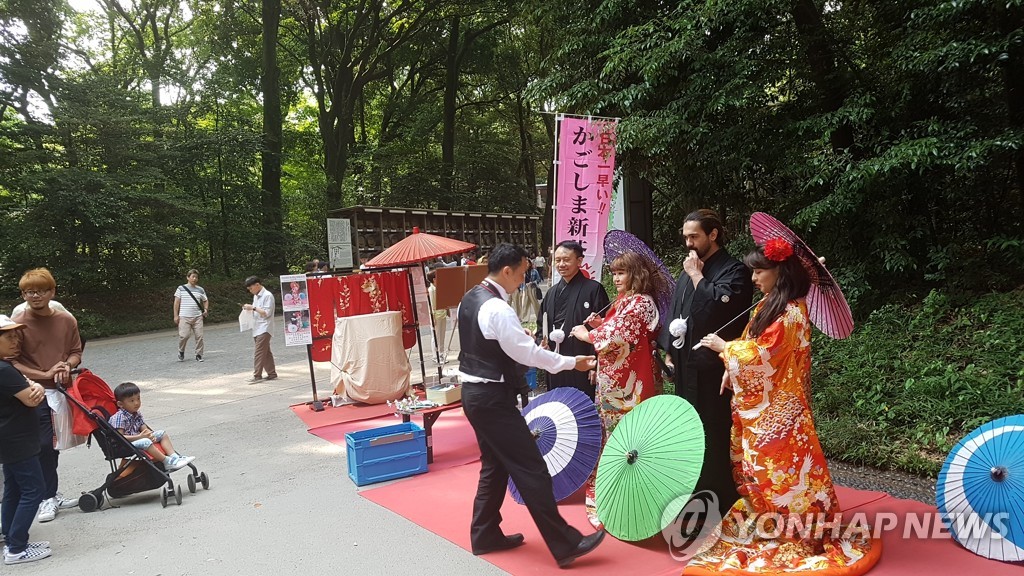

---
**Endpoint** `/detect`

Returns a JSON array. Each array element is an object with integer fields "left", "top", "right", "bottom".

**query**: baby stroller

[{"left": 58, "top": 369, "right": 210, "bottom": 510}]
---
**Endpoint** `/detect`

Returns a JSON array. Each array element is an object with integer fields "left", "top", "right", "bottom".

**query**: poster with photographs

[{"left": 280, "top": 274, "right": 312, "bottom": 346}]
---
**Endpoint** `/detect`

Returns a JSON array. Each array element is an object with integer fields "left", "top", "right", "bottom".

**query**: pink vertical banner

[{"left": 555, "top": 117, "right": 617, "bottom": 280}]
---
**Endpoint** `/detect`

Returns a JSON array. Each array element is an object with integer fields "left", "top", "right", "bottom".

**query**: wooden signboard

[{"left": 434, "top": 265, "right": 489, "bottom": 310}]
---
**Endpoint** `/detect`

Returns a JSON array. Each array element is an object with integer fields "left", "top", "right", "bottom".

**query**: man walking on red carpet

[{"left": 457, "top": 243, "right": 605, "bottom": 568}]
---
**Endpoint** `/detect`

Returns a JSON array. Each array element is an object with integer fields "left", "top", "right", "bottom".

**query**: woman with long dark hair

[
  {"left": 571, "top": 250, "right": 668, "bottom": 528},
  {"left": 685, "top": 238, "right": 879, "bottom": 576}
]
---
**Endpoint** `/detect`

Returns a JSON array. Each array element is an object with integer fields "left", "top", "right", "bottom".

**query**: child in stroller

[
  {"left": 109, "top": 382, "right": 195, "bottom": 472},
  {"left": 60, "top": 369, "right": 209, "bottom": 510}
]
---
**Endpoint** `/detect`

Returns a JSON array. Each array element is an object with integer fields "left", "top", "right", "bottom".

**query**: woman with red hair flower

[{"left": 684, "top": 238, "right": 881, "bottom": 576}]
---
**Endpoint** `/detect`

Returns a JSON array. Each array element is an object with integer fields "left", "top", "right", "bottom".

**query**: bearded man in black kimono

[
  {"left": 537, "top": 241, "right": 610, "bottom": 399},
  {"left": 660, "top": 209, "right": 753, "bottom": 517}
]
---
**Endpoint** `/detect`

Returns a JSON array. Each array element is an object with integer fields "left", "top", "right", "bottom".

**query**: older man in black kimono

[
  {"left": 660, "top": 209, "right": 753, "bottom": 517},
  {"left": 537, "top": 241, "right": 610, "bottom": 399}
]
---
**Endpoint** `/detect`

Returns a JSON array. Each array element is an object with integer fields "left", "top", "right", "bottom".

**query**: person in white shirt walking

[
  {"left": 242, "top": 276, "right": 277, "bottom": 384},
  {"left": 173, "top": 269, "right": 209, "bottom": 362}
]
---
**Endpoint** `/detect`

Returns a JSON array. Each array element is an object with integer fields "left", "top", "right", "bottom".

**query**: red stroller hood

[{"left": 68, "top": 369, "right": 118, "bottom": 436}]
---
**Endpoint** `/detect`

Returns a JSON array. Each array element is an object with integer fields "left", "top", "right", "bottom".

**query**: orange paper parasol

[{"left": 364, "top": 227, "right": 477, "bottom": 268}]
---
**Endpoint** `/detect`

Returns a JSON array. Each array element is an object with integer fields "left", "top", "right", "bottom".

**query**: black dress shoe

[
  {"left": 472, "top": 533, "right": 525, "bottom": 555},
  {"left": 556, "top": 529, "right": 605, "bottom": 568}
]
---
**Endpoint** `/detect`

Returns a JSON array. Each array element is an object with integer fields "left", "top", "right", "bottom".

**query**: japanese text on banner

[{"left": 554, "top": 117, "right": 617, "bottom": 281}]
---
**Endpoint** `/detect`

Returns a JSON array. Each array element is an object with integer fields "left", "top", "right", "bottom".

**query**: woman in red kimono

[
  {"left": 571, "top": 250, "right": 667, "bottom": 528},
  {"left": 685, "top": 239, "right": 880, "bottom": 576}
]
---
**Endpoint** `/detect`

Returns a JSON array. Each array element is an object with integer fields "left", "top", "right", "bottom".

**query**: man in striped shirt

[{"left": 173, "top": 269, "right": 209, "bottom": 362}]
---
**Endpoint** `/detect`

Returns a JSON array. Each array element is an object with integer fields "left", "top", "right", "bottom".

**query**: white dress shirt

[
  {"left": 458, "top": 279, "right": 575, "bottom": 383},
  {"left": 251, "top": 287, "right": 275, "bottom": 337}
]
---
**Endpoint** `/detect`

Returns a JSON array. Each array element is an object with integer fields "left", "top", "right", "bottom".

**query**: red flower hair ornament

[{"left": 763, "top": 237, "right": 794, "bottom": 262}]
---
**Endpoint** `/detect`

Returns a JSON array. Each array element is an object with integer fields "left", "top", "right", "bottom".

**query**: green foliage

[
  {"left": 813, "top": 288, "right": 1024, "bottom": 476},
  {"left": 529, "top": 0, "right": 1024, "bottom": 315}
]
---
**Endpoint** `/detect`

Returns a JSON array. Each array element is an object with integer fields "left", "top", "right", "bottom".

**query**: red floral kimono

[
  {"left": 684, "top": 299, "right": 880, "bottom": 576},
  {"left": 584, "top": 293, "right": 662, "bottom": 528}
]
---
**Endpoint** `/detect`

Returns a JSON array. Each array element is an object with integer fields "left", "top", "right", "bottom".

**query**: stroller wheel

[
  {"left": 174, "top": 485, "right": 183, "bottom": 506},
  {"left": 79, "top": 492, "right": 99, "bottom": 513},
  {"left": 187, "top": 474, "right": 196, "bottom": 494},
  {"left": 200, "top": 472, "right": 210, "bottom": 490},
  {"left": 160, "top": 488, "right": 169, "bottom": 508}
]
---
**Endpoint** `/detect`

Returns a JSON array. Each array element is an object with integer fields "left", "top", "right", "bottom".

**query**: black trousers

[
  {"left": 461, "top": 381, "right": 583, "bottom": 559},
  {"left": 679, "top": 366, "right": 740, "bottom": 517}
]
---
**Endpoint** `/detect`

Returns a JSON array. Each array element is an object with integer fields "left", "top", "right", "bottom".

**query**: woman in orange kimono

[
  {"left": 685, "top": 239, "right": 880, "bottom": 576},
  {"left": 571, "top": 250, "right": 666, "bottom": 528}
]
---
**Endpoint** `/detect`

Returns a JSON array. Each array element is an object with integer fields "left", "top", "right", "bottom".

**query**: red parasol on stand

[
  {"left": 364, "top": 227, "right": 478, "bottom": 382},
  {"left": 365, "top": 227, "right": 476, "bottom": 268},
  {"left": 749, "top": 212, "right": 854, "bottom": 339}
]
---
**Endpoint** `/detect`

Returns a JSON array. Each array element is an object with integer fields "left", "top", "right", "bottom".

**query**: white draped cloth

[{"left": 330, "top": 311, "right": 411, "bottom": 404}]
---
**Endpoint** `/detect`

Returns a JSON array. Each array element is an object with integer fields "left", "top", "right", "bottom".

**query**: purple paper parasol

[
  {"left": 603, "top": 230, "right": 677, "bottom": 322},
  {"left": 508, "top": 387, "right": 602, "bottom": 504}
]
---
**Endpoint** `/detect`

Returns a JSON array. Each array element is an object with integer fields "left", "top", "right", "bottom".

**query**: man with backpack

[{"left": 173, "top": 269, "right": 209, "bottom": 362}]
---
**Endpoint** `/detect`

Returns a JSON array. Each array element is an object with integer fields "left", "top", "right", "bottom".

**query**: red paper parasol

[
  {"left": 364, "top": 227, "right": 477, "bottom": 268},
  {"left": 749, "top": 212, "right": 854, "bottom": 339}
]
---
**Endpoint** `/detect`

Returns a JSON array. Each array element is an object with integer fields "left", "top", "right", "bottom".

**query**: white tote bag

[
  {"left": 239, "top": 309, "right": 254, "bottom": 332},
  {"left": 46, "top": 389, "right": 87, "bottom": 450}
]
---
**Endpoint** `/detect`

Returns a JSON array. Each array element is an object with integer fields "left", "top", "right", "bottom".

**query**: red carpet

[
  {"left": 290, "top": 402, "right": 1023, "bottom": 574},
  {"left": 361, "top": 461, "right": 682, "bottom": 575},
  {"left": 834, "top": 485, "right": 888, "bottom": 511},
  {"left": 290, "top": 401, "right": 397, "bottom": 429},
  {"left": 306, "top": 409, "right": 481, "bottom": 472},
  {"left": 842, "top": 494, "right": 1024, "bottom": 575},
  {"left": 361, "top": 462, "right": 1024, "bottom": 575}
]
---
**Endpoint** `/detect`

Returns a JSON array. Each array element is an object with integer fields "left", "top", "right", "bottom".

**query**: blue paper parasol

[
  {"left": 936, "top": 414, "right": 1024, "bottom": 562},
  {"left": 509, "top": 387, "right": 602, "bottom": 504}
]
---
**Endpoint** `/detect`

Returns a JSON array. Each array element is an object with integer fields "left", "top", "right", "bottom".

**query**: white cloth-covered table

[{"left": 330, "top": 311, "right": 411, "bottom": 404}]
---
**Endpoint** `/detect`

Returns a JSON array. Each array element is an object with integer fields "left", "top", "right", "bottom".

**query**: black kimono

[
  {"left": 537, "top": 272, "right": 610, "bottom": 399},
  {"left": 658, "top": 248, "right": 753, "bottom": 516}
]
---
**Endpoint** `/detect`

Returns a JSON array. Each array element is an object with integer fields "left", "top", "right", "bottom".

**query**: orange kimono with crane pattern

[{"left": 683, "top": 299, "right": 880, "bottom": 576}]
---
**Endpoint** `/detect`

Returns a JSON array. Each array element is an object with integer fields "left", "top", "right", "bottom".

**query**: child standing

[
  {"left": 109, "top": 382, "right": 194, "bottom": 472},
  {"left": 0, "top": 315, "right": 51, "bottom": 565}
]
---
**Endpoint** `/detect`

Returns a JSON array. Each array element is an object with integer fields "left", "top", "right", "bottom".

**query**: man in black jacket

[
  {"left": 537, "top": 241, "right": 610, "bottom": 399},
  {"left": 660, "top": 209, "right": 753, "bottom": 517}
]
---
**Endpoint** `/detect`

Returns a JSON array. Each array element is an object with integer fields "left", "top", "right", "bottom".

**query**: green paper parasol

[{"left": 595, "top": 395, "right": 705, "bottom": 541}]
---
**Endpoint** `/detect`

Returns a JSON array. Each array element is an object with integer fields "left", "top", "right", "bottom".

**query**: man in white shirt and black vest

[{"left": 457, "top": 243, "right": 605, "bottom": 568}]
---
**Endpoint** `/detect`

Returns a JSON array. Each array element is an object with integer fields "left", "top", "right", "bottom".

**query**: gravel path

[{"left": 827, "top": 460, "right": 936, "bottom": 504}]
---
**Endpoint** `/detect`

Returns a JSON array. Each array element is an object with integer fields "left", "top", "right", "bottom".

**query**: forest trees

[
  {"left": 528, "top": 0, "right": 1024, "bottom": 308},
  {"left": 1, "top": 0, "right": 1021, "bottom": 311},
  {"left": 285, "top": 0, "right": 443, "bottom": 209},
  {"left": 0, "top": 0, "right": 547, "bottom": 291}
]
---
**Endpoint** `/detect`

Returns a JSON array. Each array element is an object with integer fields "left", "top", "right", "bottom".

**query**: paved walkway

[{"left": 28, "top": 321, "right": 503, "bottom": 576}]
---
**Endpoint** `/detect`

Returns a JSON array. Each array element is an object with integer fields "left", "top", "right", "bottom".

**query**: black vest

[{"left": 458, "top": 283, "right": 517, "bottom": 383}]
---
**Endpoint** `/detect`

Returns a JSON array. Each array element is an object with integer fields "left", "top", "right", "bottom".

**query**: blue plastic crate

[{"left": 346, "top": 422, "right": 428, "bottom": 486}]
